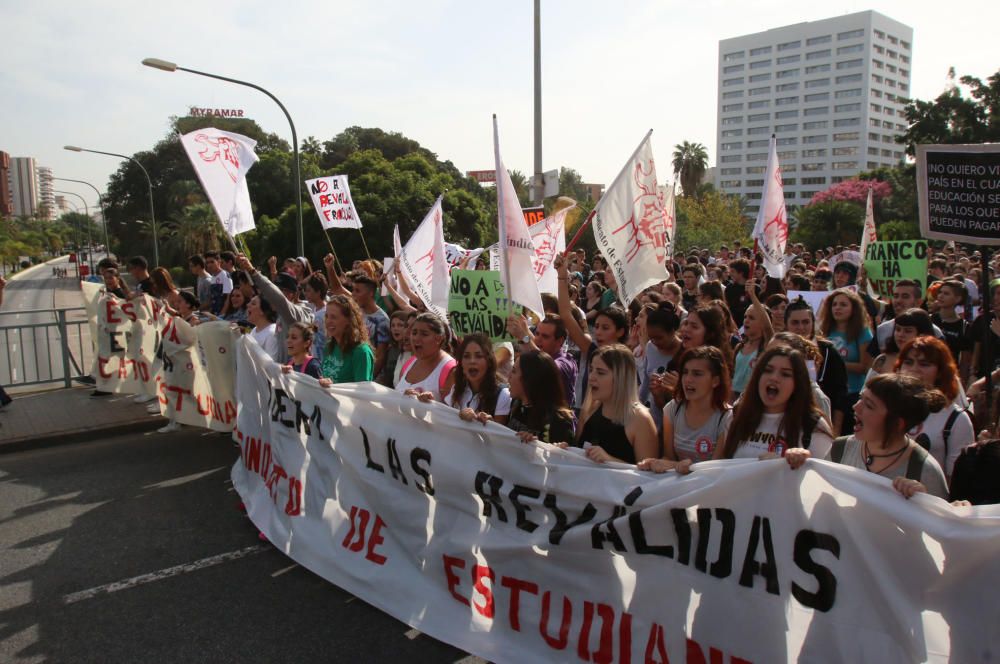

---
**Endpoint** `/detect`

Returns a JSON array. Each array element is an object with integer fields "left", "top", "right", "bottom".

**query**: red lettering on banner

[
  {"left": 285, "top": 479, "right": 304, "bottom": 517},
  {"left": 540, "top": 590, "right": 572, "bottom": 650},
  {"left": 501, "top": 576, "right": 539, "bottom": 631},
  {"left": 98, "top": 356, "right": 113, "bottom": 378},
  {"left": 578, "top": 600, "right": 615, "bottom": 663},
  {"left": 341, "top": 505, "right": 388, "bottom": 565},
  {"left": 472, "top": 565, "right": 496, "bottom": 619},
  {"left": 162, "top": 317, "right": 181, "bottom": 344},
  {"left": 234, "top": 426, "right": 303, "bottom": 518},
  {"left": 365, "top": 515, "right": 387, "bottom": 565},
  {"left": 444, "top": 555, "right": 470, "bottom": 606},
  {"left": 121, "top": 301, "right": 137, "bottom": 322},
  {"left": 644, "top": 624, "right": 668, "bottom": 664}
]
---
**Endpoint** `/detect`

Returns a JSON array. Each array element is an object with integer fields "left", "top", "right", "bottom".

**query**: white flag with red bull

[
  {"left": 304, "top": 175, "right": 362, "bottom": 230},
  {"left": 180, "top": 128, "right": 259, "bottom": 236},
  {"left": 861, "top": 186, "right": 878, "bottom": 259},
  {"left": 529, "top": 206, "right": 571, "bottom": 294},
  {"left": 590, "top": 131, "right": 669, "bottom": 307},
  {"left": 398, "top": 197, "right": 449, "bottom": 317},
  {"left": 494, "top": 117, "right": 544, "bottom": 318},
  {"left": 751, "top": 136, "right": 789, "bottom": 279}
]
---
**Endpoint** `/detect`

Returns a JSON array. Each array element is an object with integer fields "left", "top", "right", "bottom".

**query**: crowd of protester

[{"left": 90, "top": 240, "right": 1000, "bottom": 505}]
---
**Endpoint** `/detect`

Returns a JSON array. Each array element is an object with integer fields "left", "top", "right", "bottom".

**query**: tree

[
  {"left": 675, "top": 191, "right": 751, "bottom": 253},
  {"left": 809, "top": 179, "right": 892, "bottom": 208},
  {"left": 672, "top": 142, "right": 708, "bottom": 198},
  {"left": 790, "top": 200, "right": 864, "bottom": 248},
  {"left": 898, "top": 68, "right": 1000, "bottom": 156}
]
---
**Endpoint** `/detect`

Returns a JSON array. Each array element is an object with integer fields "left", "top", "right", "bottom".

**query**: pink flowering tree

[{"left": 808, "top": 179, "right": 892, "bottom": 207}]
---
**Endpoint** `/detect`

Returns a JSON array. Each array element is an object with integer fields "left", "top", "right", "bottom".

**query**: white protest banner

[
  {"left": 860, "top": 186, "right": 880, "bottom": 299},
  {"left": 829, "top": 250, "right": 861, "bottom": 272},
  {"left": 381, "top": 257, "right": 396, "bottom": 296},
  {"left": 662, "top": 180, "right": 677, "bottom": 260},
  {"left": 494, "top": 116, "right": 544, "bottom": 317},
  {"left": 180, "top": 128, "right": 259, "bottom": 236},
  {"left": 444, "top": 242, "right": 487, "bottom": 268},
  {"left": 155, "top": 317, "right": 238, "bottom": 431},
  {"left": 82, "top": 282, "right": 161, "bottom": 396},
  {"left": 591, "top": 130, "right": 669, "bottom": 307},
  {"left": 486, "top": 243, "right": 500, "bottom": 271},
  {"left": 304, "top": 175, "right": 362, "bottom": 230},
  {"left": 232, "top": 337, "right": 1000, "bottom": 664},
  {"left": 788, "top": 289, "right": 829, "bottom": 315},
  {"left": 751, "top": 136, "right": 789, "bottom": 279},
  {"left": 398, "top": 197, "right": 449, "bottom": 317},
  {"left": 529, "top": 205, "right": 570, "bottom": 294}
]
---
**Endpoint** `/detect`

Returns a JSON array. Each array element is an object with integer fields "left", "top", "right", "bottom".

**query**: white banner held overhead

[
  {"left": 398, "top": 197, "right": 449, "bottom": 317},
  {"left": 751, "top": 136, "right": 789, "bottom": 279},
  {"left": 591, "top": 131, "right": 669, "bottom": 307},
  {"left": 529, "top": 205, "right": 570, "bottom": 294},
  {"left": 180, "top": 128, "right": 259, "bottom": 236},
  {"left": 305, "top": 175, "right": 362, "bottom": 230},
  {"left": 231, "top": 337, "right": 1000, "bottom": 664},
  {"left": 444, "top": 243, "right": 487, "bottom": 268}
]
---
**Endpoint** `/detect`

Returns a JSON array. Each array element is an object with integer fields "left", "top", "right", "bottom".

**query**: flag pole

[
  {"left": 356, "top": 227, "right": 374, "bottom": 262},
  {"left": 322, "top": 230, "right": 344, "bottom": 274},
  {"left": 493, "top": 114, "right": 515, "bottom": 315}
]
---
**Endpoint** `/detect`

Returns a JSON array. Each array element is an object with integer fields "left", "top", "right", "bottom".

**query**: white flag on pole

[
  {"left": 751, "top": 136, "right": 789, "bottom": 279},
  {"left": 861, "top": 185, "right": 878, "bottom": 259},
  {"left": 304, "top": 175, "right": 362, "bottom": 229},
  {"left": 398, "top": 197, "right": 449, "bottom": 317},
  {"left": 443, "top": 243, "right": 487, "bottom": 267},
  {"left": 661, "top": 176, "right": 678, "bottom": 260},
  {"left": 529, "top": 206, "right": 571, "bottom": 294},
  {"left": 494, "top": 116, "right": 544, "bottom": 318},
  {"left": 180, "top": 128, "right": 259, "bottom": 236},
  {"left": 590, "top": 130, "right": 669, "bottom": 307}
]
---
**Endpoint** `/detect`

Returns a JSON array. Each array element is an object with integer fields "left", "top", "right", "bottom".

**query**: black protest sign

[{"left": 917, "top": 144, "right": 1000, "bottom": 244}]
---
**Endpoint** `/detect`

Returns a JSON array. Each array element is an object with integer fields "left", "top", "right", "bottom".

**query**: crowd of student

[{"left": 91, "top": 240, "right": 1000, "bottom": 505}]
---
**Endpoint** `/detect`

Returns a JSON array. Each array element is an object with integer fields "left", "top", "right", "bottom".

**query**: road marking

[
  {"left": 271, "top": 563, "right": 298, "bottom": 577},
  {"left": 404, "top": 628, "right": 421, "bottom": 640},
  {"left": 61, "top": 545, "right": 268, "bottom": 605}
]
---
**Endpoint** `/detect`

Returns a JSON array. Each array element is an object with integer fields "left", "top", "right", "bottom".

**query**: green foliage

[
  {"left": 0, "top": 214, "right": 87, "bottom": 271},
  {"left": 878, "top": 219, "right": 922, "bottom": 241},
  {"left": 790, "top": 200, "right": 864, "bottom": 248},
  {"left": 675, "top": 191, "right": 751, "bottom": 253},
  {"left": 897, "top": 69, "right": 1000, "bottom": 156},
  {"left": 672, "top": 141, "right": 708, "bottom": 198}
]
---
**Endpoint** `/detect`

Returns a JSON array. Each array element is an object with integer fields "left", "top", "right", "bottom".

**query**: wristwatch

[{"left": 521, "top": 334, "right": 531, "bottom": 345}]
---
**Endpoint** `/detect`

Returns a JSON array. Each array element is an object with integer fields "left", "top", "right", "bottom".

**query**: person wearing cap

[{"left": 235, "top": 254, "right": 314, "bottom": 364}]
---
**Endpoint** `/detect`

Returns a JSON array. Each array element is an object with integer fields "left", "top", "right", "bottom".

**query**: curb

[{"left": 0, "top": 416, "right": 168, "bottom": 455}]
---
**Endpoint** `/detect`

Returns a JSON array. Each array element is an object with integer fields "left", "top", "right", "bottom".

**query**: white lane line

[
  {"left": 61, "top": 545, "right": 268, "bottom": 605},
  {"left": 270, "top": 563, "right": 299, "bottom": 578}
]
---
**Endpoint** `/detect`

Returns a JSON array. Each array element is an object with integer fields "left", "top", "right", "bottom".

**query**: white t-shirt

[
  {"left": 731, "top": 412, "right": 834, "bottom": 460},
  {"left": 211, "top": 269, "right": 233, "bottom": 294},
  {"left": 448, "top": 384, "right": 512, "bottom": 417},
  {"left": 250, "top": 323, "right": 279, "bottom": 360},
  {"left": 908, "top": 401, "right": 974, "bottom": 477},
  {"left": 664, "top": 400, "right": 733, "bottom": 462}
]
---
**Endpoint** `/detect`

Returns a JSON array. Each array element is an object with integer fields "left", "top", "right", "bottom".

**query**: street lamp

[
  {"left": 141, "top": 57, "right": 304, "bottom": 257},
  {"left": 53, "top": 190, "right": 94, "bottom": 272},
  {"left": 64, "top": 145, "right": 159, "bottom": 267},
  {"left": 53, "top": 177, "right": 110, "bottom": 259}
]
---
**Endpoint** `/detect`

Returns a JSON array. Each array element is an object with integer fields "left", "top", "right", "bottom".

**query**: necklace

[{"left": 863, "top": 441, "right": 908, "bottom": 472}]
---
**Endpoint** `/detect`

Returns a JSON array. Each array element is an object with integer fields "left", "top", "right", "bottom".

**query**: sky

[{"left": 2, "top": 0, "right": 998, "bottom": 211}]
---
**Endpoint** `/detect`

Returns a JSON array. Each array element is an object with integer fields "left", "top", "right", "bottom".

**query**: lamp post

[
  {"left": 53, "top": 190, "right": 94, "bottom": 272},
  {"left": 141, "top": 57, "right": 304, "bottom": 257},
  {"left": 64, "top": 145, "right": 159, "bottom": 267},
  {"left": 53, "top": 177, "right": 110, "bottom": 260}
]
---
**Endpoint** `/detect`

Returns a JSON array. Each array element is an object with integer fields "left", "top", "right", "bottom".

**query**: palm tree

[
  {"left": 167, "top": 203, "right": 227, "bottom": 256},
  {"left": 672, "top": 142, "right": 709, "bottom": 199}
]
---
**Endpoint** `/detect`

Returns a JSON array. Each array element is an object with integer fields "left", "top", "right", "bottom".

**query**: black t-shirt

[
  {"left": 931, "top": 313, "right": 971, "bottom": 364},
  {"left": 970, "top": 313, "right": 1000, "bottom": 376},
  {"left": 682, "top": 290, "right": 698, "bottom": 313},
  {"left": 725, "top": 283, "right": 751, "bottom": 327},
  {"left": 137, "top": 278, "right": 154, "bottom": 295}
]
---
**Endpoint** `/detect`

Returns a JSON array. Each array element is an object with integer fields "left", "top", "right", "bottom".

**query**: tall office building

[
  {"left": 9, "top": 157, "right": 39, "bottom": 218},
  {"left": 715, "top": 11, "right": 913, "bottom": 215},
  {"left": 37, "top": 166, "right": 56, "bottom": 220},
  {"left": 0, "top": 152, "right": 13, "bottom": 217}
]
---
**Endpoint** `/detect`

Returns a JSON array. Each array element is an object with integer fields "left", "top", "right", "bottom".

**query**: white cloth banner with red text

[
  {"left": 231, "top": 336, "right": 1000, "bottom": 664},
  {"left": 305, "top": 175, "right": 362, "bottom": 230},
  {"left": 751, "top": 136, "right": 789, "bottom": 279},
  {"left": 528, "top": 205, "right": 570, "bottom": 295},
  {"left": 180, "top": 128, "right": 259, "bottom": 236},
  {"left": 82, "top": 281, "right": 160, "bottom": 397},
  {"left": 591, "top": 131, "right": 669, "bottom": 307},
  {"left": 397, "top": 197, "right": 449, "bottom": 318}
]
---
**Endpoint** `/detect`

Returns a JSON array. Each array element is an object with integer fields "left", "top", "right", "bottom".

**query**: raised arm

[
  {"left": 323, "top": 253, "right": 350, "bottom": 297},
  {"left": 555, "top": 253, "right": 593, "bottom": 352}
]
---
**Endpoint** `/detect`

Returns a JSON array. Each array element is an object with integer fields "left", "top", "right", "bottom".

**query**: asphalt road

[{"left": 0, "top": 430, "right": 483, "bottom": 663}]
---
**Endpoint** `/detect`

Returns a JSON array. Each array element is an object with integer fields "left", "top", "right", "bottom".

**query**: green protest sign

[
  {"left": 863, "top": 240, "right": 928, "bottom": 298},
  {"left": 447, "top": 270, "right": 513, "bottom": 342}
]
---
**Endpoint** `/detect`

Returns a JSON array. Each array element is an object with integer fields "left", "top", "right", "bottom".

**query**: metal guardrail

[{"left": 0, "top": 307, "right": 91, "bottom": 389}]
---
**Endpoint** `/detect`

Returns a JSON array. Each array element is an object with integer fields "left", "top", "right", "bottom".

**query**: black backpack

[{"left": 949, "top": 440, "right": 1000, "bottom": 505}]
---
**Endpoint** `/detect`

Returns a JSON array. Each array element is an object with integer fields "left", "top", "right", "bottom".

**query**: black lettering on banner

[
  {"left": 474, "top": 471, "right": 508, "bottom": 522},
  {"left": 509, "top": 485, "right": 541, "bottom": 533},
  {"left": 360, "top": 427, "right": 385, "bottom": 473},
  {"left": 109, "top": 331, "right": 125, "bottom": 353},
  {"left": 671, "top": 508, "right": 692, "bottom": 565},
  {"left": 792, "top": 530, "right": 841, "bottom": 612},
  {"left": 590, "top": 505, "right": 627, "bottom": 552},
  {"left": 627, "top": 508, "right": 673, "bottom": 558},
  {"left": 544, "top": 494, "right": 598, "bottom": 545},
  {"left": 697, "top": 508, "right": 736, "bottom": 579},
  {"left": 410, "top": 448, "right": 434, "bottom": 495},
  {"left": 270, "top": 388, "right": 294, "bottom": 428},
  {"left": 386, "top": 438, "right": 408, "bottom": 484},
  {"left": 739, "top": 516, "right": 780, "bottom": 595}
]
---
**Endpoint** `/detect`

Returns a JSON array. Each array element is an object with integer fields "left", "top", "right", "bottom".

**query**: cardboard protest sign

[
  {"left": 447, "top": 269, "right": 512, "bottom": 342},
  {"left": 305, "top": 175, "right": 362, "bottom": 229},
  {"left": 863, "top": 240, "right": 928, "bottom": 298},
  {"left": 917, "top": 144, "right": 1000, "bottom": 244}
]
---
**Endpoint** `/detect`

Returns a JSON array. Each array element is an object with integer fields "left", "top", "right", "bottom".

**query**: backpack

[
  {"left": 949, "top": 440, "right": 1000, "bottom": 504},
  {"left": 400, "top": 356, "right": 456, "bottom": 396},
  {"left": 914, "top": 407, "right": 970, "bottom": 467},
  {"left": 830, "top": 435, "right": 930, "bottom": 481}
]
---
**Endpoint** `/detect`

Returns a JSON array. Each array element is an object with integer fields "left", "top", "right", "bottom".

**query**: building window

[
  {"left": 900, "top": 54, "right": 910, "bottom": 64},
  {"left": 775, "top": 123, "right": 798, "bottom": 132},
  {"left": 776, "top": 69, "right": 799, "bottom": 78},
  {"left": 747, "top": 112, "right": 769, "bottom": 121},
  {"left": 901, "top": 40, "right": 910, "bottom": 50},
  {"left": 749, "top": 86, "right": 770, "bottom": 96},
  {"left": 872, "top": 74, "right": 883, "bottom": 84},
  {"left": 867, "top": 161, "right": 879, "bottom": 169},
  {"left": 747, "top": 126, "right": 770, "bottom": 135},
  {"left": 776, "top": 137, "right": 798, "bottom": 146},
  {"left": 836, "top": 59, "right": 863, "bottom": 70},
  {"left": 802, "top": 149, "right": 827, "bottom": 157},
  {"left": 804, "top": 106, "right": 829, "bottom": 116},
  {"left": 886, "top": 64, "right": 897, "bottom": 74},
  {"left": 720, "top": 180, "right": 742, "bottom": 188},
  {"left": 722, "top": 117, "right": 743, "bottom": 125},
  {"left": 803, "top": 120, "right": 828, "bottom": 129},
  {"left": 749, "top": 73, "right": 772, "bottom": 82},
  {"left": 722, "top": 90, "right": 744, "bottom": 99},
  {"left": 750, "top": 60, "right": 772, "bottom": 70},
  {"left": 870, "top": 88, "right": 883, "bottom": 98},
  {"left": 748, "top": 100, "right": 770, "bottom": 109},
  {"left": 804, "top": 92, "right": 829, "bottom": 102},
  {"left": 746, "top": 193, "right": 762, "bottom": 200},
  {"left": 746, "top": 166, "right": 766, "bottom": 174},
  {"left": 721, "top": 142, "right": 741, "bottom": 150},
  {"left": 720, "top": 167, "right": 742, "bottom": 175},
  {"left": 872, "top": 59, "right": 885, "bottom": 69},
  {"left": 805, "top": 78, "right": 829, "bottom": 88},
  {"left": 784, "top": 191, "right": 797, "bottom": 200},
  {"left": 868, "top": 132, "right": 879, "bottom": 140},
  {"left": 885, "top": 78, "right": 896, "bottom": 88},
  {"left": 893, "top": 151, "right": 903, "bottom": 159},
  {"left": 803, "top": 135, "right": 826, "bottom": 144},
  {"left": 834, "top": 117, "right": 861, "bottom": 127},
  {"left": 900, "top": 69, "right": 909, "bottom": 78},
  {"left": 750, "top": 46, "right": 772, "bottom": 55},
  {"left": 721, "top": 129, "right": 743, "bottom": 137},
  {"left": 723, "top": 64, "right": 745, "bottom": 73},
  {"left": 802, "top": 163, "right": 824, "bottom": 171},
  {"left": 723, "top": 77, "right": 744, "bottom": 86},
  {"left": 777, "top": 151, "right": 797, "bottom": 161},
  {"left": 838, "top": 44, "right": 864, "bottom": 55},
  {"left": 882, "top": 119, "right": 894, "bottom": 128},
  {"left": 833, "top": 146, "right": 858, "bottom": 155},
  {"left": 777, "top": 54, "right": 800, "bottom": 64},
  {"left": 874, "top": 45, "right": 885, "bottom": 54},
  {"left": 881, "top": 148, "right": 892, "bottom": 157},
  {"left": 801, "top": 176, "right": 826, "bottom": 185},
  {"left": 778, "top": 40, "right": 801, "bottom": 51},
  {"left": 868, "top": 147, "right": 879, "bottom": 156},
  {"left": 720, "top": 155, "right": 742, "bottom": 163},
  {"left": 722, "top": 103, "right": 744, "bottom": 112},
  {"left": 870, "top": 103, "right": 881, "bottom": 113},
  {"left": 747, "top": 153, "right": 768, "bottom": 161},
  {"left": 835, "top": 103, "right": 861, "bottom": 112},
  {"left": 775, "top": 96, "right": 799, "bottom": 106},
  {"left": 807, "top": 35, "right": 832, "bottom": 45},
  {"left": 874, "top": 29, "right": 885, "bottom": 39},
  {"left": 887, "top": 35, "right": 898, "bottom": 45},
  {"left": 747, "top": 140, "right": 769, "bottom": 148},
  {"left": 745, "top": 179, "right": 765, "bottom": 187},
  {"left": 775, "top": 110, "right": 798, "bottom": 119},
  {"left": 836, "top": 73, "right": 863, "bottom": 83},
  {"left": 833, "top": 131, "right": 859, "bottom": 141},
  {"left": 805, "top": 64, "right": 831, "bottom": 74},
  {"left": 776, "top": 82, "right": 799, "bottom": 91},
  {"left": 724, "top": 50, "right": 745, "bottom": 61},
  {"left": 783, "top": 178, "right": 797, "bottom": 185},
  {"left": 838, "top": 29, "right": 864, "bottom": 40},
  {"left": 832, "top": 161, "right": 858, "bottom": 170},
  {"left": 806, "top": 49, "right": 831, "bottom": 60},
  {"left": 882, "top": 135, "right": 894, "bottom": 143}
]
